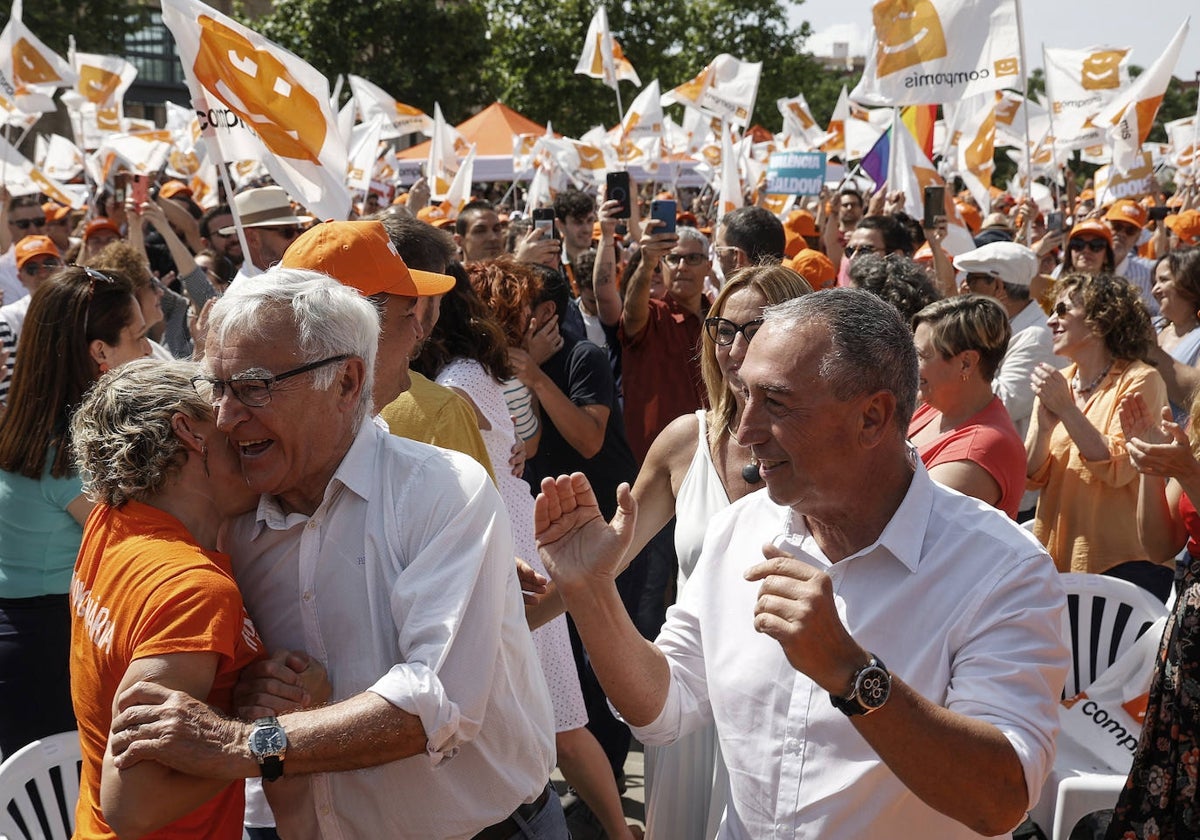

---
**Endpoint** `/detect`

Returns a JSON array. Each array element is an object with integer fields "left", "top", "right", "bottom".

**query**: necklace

[
  {"left": 725, "top": 419, "right": 762, "bottom": 484},
  {"left": 1072, "top": 361, "right": 1113, "bottom": 396}
]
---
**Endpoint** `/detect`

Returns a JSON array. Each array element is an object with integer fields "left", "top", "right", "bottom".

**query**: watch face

[
  {"left": 251, "top": 727, "right": 285, "bottom": 755},
  {"left": 857, "top": 666, "right": 891, "bottom": 709}
]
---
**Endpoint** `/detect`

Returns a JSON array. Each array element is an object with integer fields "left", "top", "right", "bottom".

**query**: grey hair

[
  {"left": 676, "top": 225, "right": 710, "bottom": 252},
  {"left": 208, "top": 268, "right": 379, "bottom": 424},
  {"left": 762, "top": 287, "right": 919, "bottom": 432},
  {"left": 71, "top": 359, "right": 211, "bottom": 506}
]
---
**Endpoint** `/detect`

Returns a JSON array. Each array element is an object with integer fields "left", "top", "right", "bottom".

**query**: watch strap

[{"left": 830, "top": 655, "right": 890, "bottom": 717}]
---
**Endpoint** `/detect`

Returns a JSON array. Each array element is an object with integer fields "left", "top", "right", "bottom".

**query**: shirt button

[
  {"left": 307, "top": 519, "right": 319, "bottom": 529},
  {"left": 785, "top": 737, "right": 801, "bottom": 753},
  {"left": 302, "top": 591, "right": 313, "bottom": 602}
]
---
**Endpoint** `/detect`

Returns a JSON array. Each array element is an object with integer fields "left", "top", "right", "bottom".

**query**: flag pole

[
  {"left": 1013, "top": 0, "right": 1034, "bottom": 242},
  {"left": 615, "top": 83, "right": 625, "bottom": 125},
  {"left": 886, "top": 107, "right": 899, "bottom": 191}
]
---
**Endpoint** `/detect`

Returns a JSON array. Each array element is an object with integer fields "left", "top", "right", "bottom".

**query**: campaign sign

[{"left": 766, "top": 150, "right": 827, "bottom": 195}]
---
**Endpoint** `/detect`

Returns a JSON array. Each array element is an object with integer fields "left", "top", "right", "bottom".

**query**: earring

[{"left": 98, "top": 361, "right": 109, "bottom": 374}]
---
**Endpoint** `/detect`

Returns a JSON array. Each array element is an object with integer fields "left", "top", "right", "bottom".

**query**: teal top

[{"left": 0, "top": 454, "right": 84, "bottom": 598}]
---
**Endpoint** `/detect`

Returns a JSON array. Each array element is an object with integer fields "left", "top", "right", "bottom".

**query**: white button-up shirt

[
  {"left": 225, "top": 419, "right": 555, "bottom": 840},
  {"left": 633, "top": 462, "right": 1069, "bottom": 839}
]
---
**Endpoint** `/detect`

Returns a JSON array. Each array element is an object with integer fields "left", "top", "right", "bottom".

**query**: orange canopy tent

[{"left": 397, "top": 102, "right": 554, "bottom": 180}]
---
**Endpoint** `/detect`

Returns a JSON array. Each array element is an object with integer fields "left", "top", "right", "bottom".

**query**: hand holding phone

[
  {"left": 922, "top": 185, "right": 945, "bottom": 229},
  {"left": 532, "top": 207, "right": 557, "bottom": 240},
  {"left": 131, "top": 174, "right": 150, "bottom": 208},
  {"left": 606, "top": 172, "right": 631, "bottom": 219},
  {"left": 650, "top": 199, "right": 676, "bottom": 234}
]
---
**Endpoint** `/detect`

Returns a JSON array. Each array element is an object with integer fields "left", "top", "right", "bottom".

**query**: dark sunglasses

[
  {"left": 21, "top": 258, "right": 63, "bottom": 274},
  {"left": 845, "top": 244, "right": 877, "bottom": 258},
  {"left": 82, "top": 267, "right": 118, "bottom": 339},
  {"left": 1052, "top": 301, "right": 1072, "bottom": 317},
  {"left": 1069, "top": 238, "right": 1107, "bottom": 253},
  {"left": 264, "top": 225, "right": 302, "bottom": 240},
  {"left": 12, "top": 217, "right": 46, "bottom": 230}
]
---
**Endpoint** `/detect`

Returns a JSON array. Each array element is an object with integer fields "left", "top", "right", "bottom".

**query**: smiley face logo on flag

[
  {"left": 12, "top": 38, "right": 63, "bottom": 88},
  {"left": 193, "top": 15, "right": 327, "bottom": 164},
  {"left": 577, "top": 144, "right": 606, "bottom": 170},
  {"left": 79, "top": 65, "right": 122, "bottom": 105},
  {"left": 872, "top": 0, "right": 947, "bottom": 78},
  {"left": 788, "top": 103, "right": 815, "bottom": 130},
  {"left": 1081, "top": 50, "right": 1127, "bottom": 91}
]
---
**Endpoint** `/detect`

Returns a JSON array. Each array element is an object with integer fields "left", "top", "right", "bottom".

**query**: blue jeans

[{"left": 506, "top": 787, "right": 569, "bottom": 839}]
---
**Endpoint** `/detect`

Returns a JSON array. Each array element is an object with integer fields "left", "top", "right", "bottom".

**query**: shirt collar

[
  {"left": 840, "top": 448, "right": 932, "bottom": 574},
  {"left": 252, "top": 417, "right": 379, "bottom": 534}
]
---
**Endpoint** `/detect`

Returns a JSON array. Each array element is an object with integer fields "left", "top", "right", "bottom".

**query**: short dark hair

[
  {"left": 838, "top": 187, "right": 864, "bottom": 206},
  {"left": 455, "top": 199, "right": 497, "bottom": 236},
  {"left": 855, "top": 215, "right": 914, "bottom": 255},
  {"left": 849, "top": 253, "right": 940, "bottom": 322},
  {"left": 200, "top": 204, "right": 231, "bottom": 239},
  {"left": 529, "top": 263, "right": 571, "bottom": 322},
  {"left": 719, "top": 206, "right": 785, "bottom": 263},
  {"left": 553, "top": 189, "right": 595, "bottom": 222},
  {"left": 380, "top": 215, "right": 456, "bottom": 273}
]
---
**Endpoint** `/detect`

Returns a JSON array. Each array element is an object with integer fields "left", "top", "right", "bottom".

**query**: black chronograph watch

[
  {"left": 248, "top": 716, "right": 288, "bottom": 782},
  {"left": 830, "top": 655, "right": 892, "bottom": 717}
]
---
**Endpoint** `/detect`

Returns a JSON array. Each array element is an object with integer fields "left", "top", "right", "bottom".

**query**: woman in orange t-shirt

[{"left": 68, "top": 359, "right": 322, "bottom": 839}]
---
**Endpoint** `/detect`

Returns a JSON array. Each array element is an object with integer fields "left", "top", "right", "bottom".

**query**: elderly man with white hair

[
  {"left": 106, "top": 269, "right": 562, "bottom": 840},
  {"left": 954, "top": 242, "right": 1064, "bottom": 519}
]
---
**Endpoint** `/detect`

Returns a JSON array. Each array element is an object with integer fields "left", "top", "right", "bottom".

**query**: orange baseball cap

[
  {"left": 1104, "top": 199, "right": 1148, "bottom": 230},
  {"left": 15, "top": 235, "right": 60, "bottom": 269},
  {"left": 956, "top": 201, "right": 982, "bottom": 234},
  {"left": 83, "top": 218, "right": 121, "bottom": 241},
  {"left": 1067, "top": 218, "right": 1114, "bottom": 247},
  {"left": 282, "top": 220, "right": 455, "bottom": 297},
  {"left": 42, "top": 202, "right": 70, "bottom": 223},
  {"left": 784, "top": 248, "right": 836, "bottom": 290},
  {"left": 159, "top": 180, "right": 193, "bottom": 200},
  {"left": 416, "top": 203, "right": 456, "bottom": 230},
  {"left": 1166, "top": 210, "right": 1200, "bottom": 246}
]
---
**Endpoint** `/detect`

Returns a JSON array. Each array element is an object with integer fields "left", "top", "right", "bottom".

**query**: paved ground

[{"left": 553, "top": 740, "right": 646, "bottom": 838}]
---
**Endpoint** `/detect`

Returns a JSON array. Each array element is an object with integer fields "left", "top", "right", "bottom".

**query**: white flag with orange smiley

[
  {"left": 161, "top": 0, "right": 350, "bottom": 221},
  {"left": 851, "top": 0, "right": 1021, "bottom": 106}
]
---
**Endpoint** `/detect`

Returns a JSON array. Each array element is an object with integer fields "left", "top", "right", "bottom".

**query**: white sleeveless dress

[
  {"left": 644, "top": 410, "right": 730, "bottom": 840},
  {"left": 438, "top": 358, "right": 586, "bottom": 731}
]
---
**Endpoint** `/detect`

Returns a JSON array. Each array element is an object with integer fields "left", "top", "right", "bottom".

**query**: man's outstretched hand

[{"left": 535, "top": 473, "right": 636, "bottom": 597}]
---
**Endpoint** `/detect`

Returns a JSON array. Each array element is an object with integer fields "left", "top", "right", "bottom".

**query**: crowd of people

[{"left": 0, "top": 161, "right": 1197, "bottom": 840}]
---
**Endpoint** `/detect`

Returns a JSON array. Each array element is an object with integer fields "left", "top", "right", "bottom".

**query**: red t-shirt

[
  {"left": 1180, "top": 492, "right": 1200, "bottom": 557},
  {"left": 70, "top": 501, "right": 265, "bottom": 839},
  {"left": 620, "top": 296, "right": 707, "bottom": 463},
  {"left": 910, "top": 396, "right": 1028, "bottom": 519}
]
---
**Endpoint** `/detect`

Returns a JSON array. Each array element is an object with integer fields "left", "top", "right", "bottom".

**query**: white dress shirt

[
  {"left": 224, "top": 419, "right": 556, "bottom": 840},
  {"left": 632, "top": 461, "right": 1069, "bottom": 840},
  {"left": 0, "top": 247, "right": 25, "bottom": 308}
]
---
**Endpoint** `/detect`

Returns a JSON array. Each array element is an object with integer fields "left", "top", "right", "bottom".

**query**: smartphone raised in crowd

[
  {"left": 131, "top": 174, "right": 150, "bottom": 207},
  {"left": 650, "top": 199, "right": 676, "bottom": 234},
  {"left": 1046, "top": 211, "right": 1064, "bottom": 234},
  {"left": 922, "top": 185, "right": 945, "bottom": 229},
  {"left": 1148, "top": 205, "right": 1170, "bottom": 222},
  {"left": 606, "top": 171, "right": 631, "bottom": 219},
  {"left": 532, "top": 207, "right": 557, "bottom": 240}
]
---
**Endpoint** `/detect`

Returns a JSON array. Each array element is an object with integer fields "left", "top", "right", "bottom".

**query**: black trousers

[{"left": 0, "top": 594, "right": 75, "bottom": 758}]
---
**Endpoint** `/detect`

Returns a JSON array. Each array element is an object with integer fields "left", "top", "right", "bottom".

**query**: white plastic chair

[
  {"left": 1028, "top": 574, "right": 1169, "bottom": 840},
  {"left": 0, "top": 731, "right": 81, "bottom": 840}
]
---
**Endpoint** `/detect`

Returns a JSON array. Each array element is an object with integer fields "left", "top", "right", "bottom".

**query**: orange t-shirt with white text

[{"left": 69, "top": 500, "right": 264, "bottom": 839}]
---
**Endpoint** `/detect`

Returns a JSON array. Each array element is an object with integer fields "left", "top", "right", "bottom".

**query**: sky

[{"left": 791, "top": 1, "right": 1200, "bottom": 83}]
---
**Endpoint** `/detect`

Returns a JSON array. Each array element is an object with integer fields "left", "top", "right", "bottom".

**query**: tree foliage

[
  {"left": 236, "top": 0, "right": 493, "bottom": 120},
  {"left": 0, "top": 1, "right": 151, "bottom": 56},
  {"left": 483, "top": 0, "right": 848, "bottom": 135}
]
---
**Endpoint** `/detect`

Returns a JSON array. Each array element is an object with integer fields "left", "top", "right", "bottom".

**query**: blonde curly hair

[{"left": 72, "top": 358, "right": 212, "bottom": 506}]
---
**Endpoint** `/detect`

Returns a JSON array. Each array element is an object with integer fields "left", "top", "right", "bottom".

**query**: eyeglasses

[
  {"left": 1069, "top": 238, "right": 1107, "bottom": 253},
  {"left": 705, "top": 316, "right": 764, "bottom": 346},
  {"left": 663, "top": 252, "right": 708, "bottom": 268},
  {"left": 191, "top": 354, "right": 350, "bottom": 408},
  {"left": 21, "top": 258, "right": 62, "bottom": 275},
  {"left": 845, "top": 244, "right": 877, "bottom": 258},
  {"left": 262, "top": 225, "right": 302, "bottom": 240},
  {"left": 1110, "top": 222, "right": 1139, "bottom": 237},
  {"left": 713, "top": 246, "right": 743, "bottom": 262},
  {"left": 82, "top": 267, "right": 118, "bottom": 340},
  {"left": 11, "top": 217, "right": 46, "bottom": 230},
  {"left": 1052, "top": 301, "right": 1073, "bottom": 318}
]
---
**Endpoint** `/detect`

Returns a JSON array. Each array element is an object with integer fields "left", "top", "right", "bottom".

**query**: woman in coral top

[
  {"left": 1026, "top": 273, "right": 1172, "bottom": 599},
  {"left": 908, "top": 295, "right": 1027, "bottom": 518},
  {"left": 68, "top": 359, "right": 324, "bottom": 839}
]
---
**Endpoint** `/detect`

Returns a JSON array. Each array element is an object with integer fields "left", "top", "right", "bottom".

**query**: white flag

[
  {"left": 36, "top": 133, "right": 84, "bottom": 181},
  {"left": 851, "top": 0, "right": 1021, "bottom": 107},
  {"left": 777, "top": 93, "right": 825, "bottom": 149},
  {"left": 718, "top": 125, "right": 743, "bottom": 219},
  {"left": 662, "top": 55, "right": 761, "bottom": 128},
  {"left": 426, "top": 102, "right": 468, "bottom": 199},
  {"left": 1094, "top": 19, "right": 1190, "bottom": 175},
  {"left": 160, "top": 0, "right": 350, "bottom": 221},
  {"left": 0, "top": 133, "right": 80, "bottom": 206},
  {"left": 346, "top": 116, "right": 384, "bottom": 198},
  {"left": 1043, "top": 45, "right": 1132, "bottom": 150},
  {"left": 956, "top": 95, "right": 997, "bottom": 211},
  {"left": 66, "top": 52, "right": 137, "bottom": 148},
  {"left": 347, "top": 75, "right": 432, "bottom": 139},
  {"left": 0, "top": 0, "right": 77, "bottom": 113},
  {"left": 443, "top": 144, "right": 476, "bottom": 217},
  {"left": 575, "top": 7, "right": 640, "bottom": 90},
  {"left": 890, "top": 121, "right": 974, "bottom": 254},
  {"left": 1165, "top": 115, "right": 1198, "bottom": 174}
]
